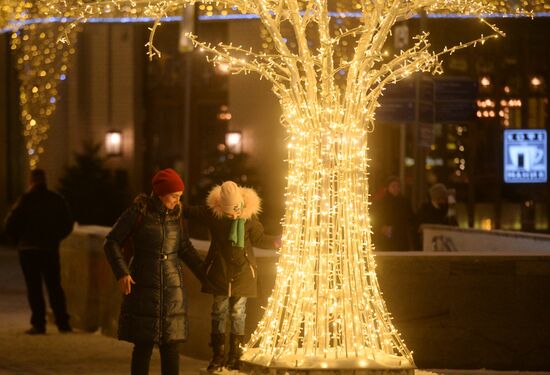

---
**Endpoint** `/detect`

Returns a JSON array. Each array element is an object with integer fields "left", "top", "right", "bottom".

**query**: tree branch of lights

[{"left": 37, "top": 0, "right": 529, "bottom": 370}]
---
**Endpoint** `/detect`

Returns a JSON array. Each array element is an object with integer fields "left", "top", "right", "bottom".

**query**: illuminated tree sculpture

[{"left": 42, "top": 0, "right": 525, "bottom": 371}]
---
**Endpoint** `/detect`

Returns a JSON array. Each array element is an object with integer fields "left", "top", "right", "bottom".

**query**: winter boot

[
  {"left": 225, "top": 334, "right": 245, "bottom": 371},
  {"left": 207, "top": 333, "right": 226, "bottom": 372}
]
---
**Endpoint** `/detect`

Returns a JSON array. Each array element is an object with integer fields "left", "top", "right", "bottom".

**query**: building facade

[{"left": 1, "top": 15, "right": 549, "bottom": 236}]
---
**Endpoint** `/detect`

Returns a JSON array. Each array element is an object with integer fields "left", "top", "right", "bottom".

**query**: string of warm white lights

[
  {"left": 2, "top": 0, "right": 77, "bottom": 169},
  {"left": 10, "top": 21, "right": 77, "bottom": 169},
  {"left": 8, "top": 0, "right": 530, "bottom": 369},
  {"left": 0, "top": 0, "right": 33, "bottom": 32}
]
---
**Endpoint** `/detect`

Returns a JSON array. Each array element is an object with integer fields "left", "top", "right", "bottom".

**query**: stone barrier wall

[
  {"left": 60, "top": 226, "right": 550, "bottom": 370},
  {"left": 422, "top": 224, "right": 550, "bottom": 252},
  {"left": 376, "top": 253, "right": 550, "bottom": 370}
]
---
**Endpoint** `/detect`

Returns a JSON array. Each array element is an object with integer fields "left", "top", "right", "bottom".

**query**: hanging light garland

[
  {"left": 10, "top": 21, "right": 77, "bottom": 169},
  {"left": 3, "top": 0, "right": 78, "bottom": 169},
  {"left": 1, "top": 0, "right": 32, "bottom": 32},
  {"left": 12, "top": 0, "right": 531, "bottom": 370}
]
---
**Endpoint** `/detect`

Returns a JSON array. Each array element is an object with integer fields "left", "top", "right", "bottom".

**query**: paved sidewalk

[
  {"left": 2, "top": 245, "right": 549, "bottom": 375},
  {"left": 0, "top": 245, "right": 208, "bottom": 375}
]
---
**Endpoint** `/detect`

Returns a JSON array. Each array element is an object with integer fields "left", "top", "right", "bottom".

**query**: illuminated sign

[{"left": 504, "top": 129, "right": 547, "bottom": 184}]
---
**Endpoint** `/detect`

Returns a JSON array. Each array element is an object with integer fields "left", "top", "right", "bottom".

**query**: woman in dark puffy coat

[{"left": 104, "top": 168, "right": 205, "bottom": 375}]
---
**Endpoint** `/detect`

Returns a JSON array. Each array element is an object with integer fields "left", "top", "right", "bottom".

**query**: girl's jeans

[{"left": 211, "top": 295, "right": 247, "bottom": 335}]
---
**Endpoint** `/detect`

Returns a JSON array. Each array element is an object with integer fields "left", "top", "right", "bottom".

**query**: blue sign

[{"left": 504, "top": 129, "right": 547, "bottom": 184}]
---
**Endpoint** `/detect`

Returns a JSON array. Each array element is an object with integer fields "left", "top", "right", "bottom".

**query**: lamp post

[
  {"left": 105, "top": 130, "right": 122, "bottom": 156},
  {"left": 225, "top": 131, "right": 242, "bottom": 154}
]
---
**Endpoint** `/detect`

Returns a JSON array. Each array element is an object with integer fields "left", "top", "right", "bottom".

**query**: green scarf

[{"left": 229, "top": 218, "right": 246, "bottom": 248}]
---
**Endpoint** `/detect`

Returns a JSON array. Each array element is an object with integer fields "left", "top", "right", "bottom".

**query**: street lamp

[
  {"left": 225, "top": 131, "right": 242, "bottom": 154},
  {"left": 480, "top": 76, "right": 491, "bottom": 88},
  {"left": 105, "top": 130, "right": 122, "bottom": 156}
]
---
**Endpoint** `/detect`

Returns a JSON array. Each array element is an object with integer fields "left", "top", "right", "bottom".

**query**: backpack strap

[{"left": 121, "top": 203, "right": 147, "bottom": 264}]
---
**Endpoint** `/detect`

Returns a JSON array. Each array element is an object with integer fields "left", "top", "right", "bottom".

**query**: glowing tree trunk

[
  {"left": 42, "top": 0, "right": 515, "bottom": 370},
  {"left": 244, "top": 119, "right": 414, "bottom": 368}
]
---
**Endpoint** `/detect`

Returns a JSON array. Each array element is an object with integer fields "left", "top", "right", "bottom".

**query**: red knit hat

[{"left": 152, "top": 168, "right": 185, "bottom": 196}]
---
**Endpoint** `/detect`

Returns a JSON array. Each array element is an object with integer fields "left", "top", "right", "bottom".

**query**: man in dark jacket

[
  {"left": 417, "top": 183, "right": 458, "bottom": 226},
  {"left": 371, "top": 176, "right": 416, "bottom": 251},
  {"left": 4, "top": 169, "right": 74, "bottom": 334},
  {"left": 416, "top": 183, "right": 458, "bottom": 250}
]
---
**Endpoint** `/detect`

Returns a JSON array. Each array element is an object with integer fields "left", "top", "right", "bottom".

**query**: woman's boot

[
  {"left": 207, "top": 333, "right": 225, "bottom": 372},
  {"left": 225, "top": 334, "right": 245, "bottom": 371}
]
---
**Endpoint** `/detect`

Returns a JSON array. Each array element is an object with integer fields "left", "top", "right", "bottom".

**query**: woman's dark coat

[{"left": 104, "top": 194, "right": 205, "bottom": 344}]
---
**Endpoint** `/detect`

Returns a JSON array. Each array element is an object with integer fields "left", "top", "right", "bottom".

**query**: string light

[
  {"left": 4, "top": 0, "right": 536, "bottom": 369},
  {"left": 0, "top": 0, "right": 33, "bottom": 33},
  {"left": 10, "top": 21, "right": 77, "bottom": 169},
  {"left": 2, "top": 0, "right": 77, "bottom": 169}
]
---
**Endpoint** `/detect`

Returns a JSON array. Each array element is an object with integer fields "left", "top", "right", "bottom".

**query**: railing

[{"left": 421, "top": 224, "right": 550, "bottom": 253}]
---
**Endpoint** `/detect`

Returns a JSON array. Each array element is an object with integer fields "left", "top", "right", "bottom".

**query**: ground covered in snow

[{"left": 1, "top": 246, "right": 548, "bottom": 375}]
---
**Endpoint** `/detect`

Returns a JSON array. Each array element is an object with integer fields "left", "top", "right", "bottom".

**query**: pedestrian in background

[
  {"left": 183, "top": 181, "right": 280, "bottom": 372},
  {"left": 417, "top": 183, "right": 458, "bottom": 226},
  {"left": 104, "top": 168, "right": 207, "bottom": 375},
  {"left": 415, "top": 183, "right": 458, "bottom": 251},
  {"left": 4, "top": 168, "right": 74, "bottom": 335},
  {"left": 371, "top": 176, "right": 416, "bottom": 251}
]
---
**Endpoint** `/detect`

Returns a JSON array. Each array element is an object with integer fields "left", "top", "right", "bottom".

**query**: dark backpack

[{"left": 121, "top": 211, "right": 144, "bottom": 264}]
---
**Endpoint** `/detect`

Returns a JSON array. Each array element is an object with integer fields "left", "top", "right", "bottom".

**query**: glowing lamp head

[
  {"left": 225, "top": 131, "right": 243, "bottom": 154},
  {"left": 105, "top": 131, "right": 122, "bottom": 156}
]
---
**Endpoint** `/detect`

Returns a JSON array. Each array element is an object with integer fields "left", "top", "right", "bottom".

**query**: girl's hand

[{"left": 118, "top": 275, "right": 135, "bottom": 295}]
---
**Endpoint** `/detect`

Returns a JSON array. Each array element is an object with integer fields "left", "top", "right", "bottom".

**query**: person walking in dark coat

[
  {"left": 104, "top": 168, "right": 207, "bottom": 375},
  {"left": 184, "top": 181, "right": 280, "bottom": 372},
  {"left": 417, "top": 183, "right": 458, "bottom": 226},
  {"left": 4, "top": 168, "right": 74, "bottom": 334},
  {"left": 416, "top": 183, "right": 458, "bottom": 250},
  {"left": 371, "top": 176, "right": 416, "bottom": 251}
]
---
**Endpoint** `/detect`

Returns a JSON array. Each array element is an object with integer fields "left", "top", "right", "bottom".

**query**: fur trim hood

[{"left": 206, "top": 184, "right": 261, "bottom": 219}]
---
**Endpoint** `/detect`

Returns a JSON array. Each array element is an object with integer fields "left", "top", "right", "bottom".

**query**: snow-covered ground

[
  {"left": 1, "top": 244, "right": 548, "bottom": 375},
  {"left": 419, "top": 371, "right": 550, "bottom": 375}
]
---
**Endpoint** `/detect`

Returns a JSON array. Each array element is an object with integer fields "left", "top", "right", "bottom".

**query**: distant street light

[
  {"left": 105, "top": 131, "right": 122, "bottom": 156},
  {"left": 530, "top": 76, "right": 542, "bottom": 87},
  {"left": 480, "top": 76, "right": 491, "bottom": 87},
  {"left": 225, "top": 131, "right": 242, "bottom": 154}
]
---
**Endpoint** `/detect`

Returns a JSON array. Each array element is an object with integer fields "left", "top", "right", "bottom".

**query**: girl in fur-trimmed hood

[
  {"left": 207, "top": 182, "right": 261, "bottom": 220},
  {"left": 183, "top": 180, "right": 279, "bottom": 372}
]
